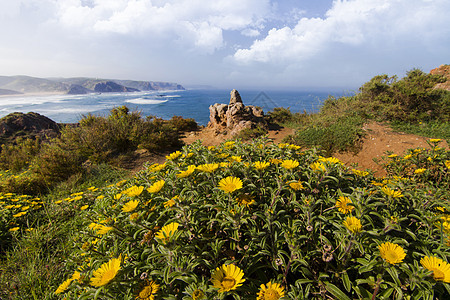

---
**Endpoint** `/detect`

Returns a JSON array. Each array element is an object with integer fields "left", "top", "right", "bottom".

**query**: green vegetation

[
  {"left": 279, "top": 68, "right": 450, "bottom": 154},
  {"left": 1, "top": 138, "right": 449, "bottom": 299},
  {"left": 0, "top": 69, "right": 449, "bottom": 299},
  {"left": 0, "top": 106, "right": 197, "bottom": 195}
]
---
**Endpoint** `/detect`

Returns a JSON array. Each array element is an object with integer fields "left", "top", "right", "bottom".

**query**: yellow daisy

[
  {"left": 414, "top": 168, "right": 426, "bottom": 175},
  {"left": 122, "top": 200, "right": 139, "bottom": 213},
  {"left": 176, "top": 165, "right": 196, "bottom": 178},
  {"left": 288, "top": 180, "right": 304, "bottom": 191},
  {"left": 229, "top": 156, "right": 242, "bottom": 163},
  {"left": 80, "top": 205, "right": 89, "bottom": 210},
  {"left": 197, "top": 163, "right": 219, "bottom": 173},
  {"left": 257, "top": 281, "right": 285, "bottom": 300},
  {"left": 253, "top": 161, "right": 270, "bottom": 170},
  {"left": 343, "top": 216, "right": 362, "bottom": 233},
  {"left": 9, "top": 227, "right": 20, "bottom": 232},
  {"left": 166, "top": 151, "right": 182, "bottom": 160},
  {"left": 310, "top": 162, "right": 326, "bottom": 172},
  {"left": 155, "top": 222, "right": 179, "bottom": 244},
  {"left": 90, "top": 256, "right": 121, "bottom": 287},
  {"left": 123, "top": 185, "right": 144, "bottom": 197},
  {"left": 335, "top": 196, "right": 354, "bottom": 214},
  {"left": 280, "top": 159, "right": 299, "bottom": 170},
  {"left": 218, "top": 176, "right": 243, "bottom": 193},
  {"left": 164, "top": 197, "right": 176, "bottom": 208},
  {"left": 55, "top": 278, "right": 73, "bottom": 295},
  {"left": 381, "top": 186, "right": 403, "bottom": 198},
  {"left": 147, "top": 180, "right": 165, "bottom": 194},
  {"left": 13, "top": 212, "right": 27, "bottom": 217},
  {"left": 136, "top": 280, "right": 159, "bottom": 300},
  {"left": 445, "top": 160, "right": 450, "bottom": 169},
  {"left": 429, "top": 139, "right": 441, "bottom": 143},
  {"left": 379, "top": 242, "right": 406, "bottom": 265},
  {"left": 211, "top": 263, "right": 245, "bottom": 292},
  {"left": 420, "top": 256, "right": 450, "bottom": 283}
]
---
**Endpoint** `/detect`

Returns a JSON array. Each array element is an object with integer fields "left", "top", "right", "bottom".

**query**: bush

[{"left": 52, "top": 138, "right": 449, "bottom": 299}]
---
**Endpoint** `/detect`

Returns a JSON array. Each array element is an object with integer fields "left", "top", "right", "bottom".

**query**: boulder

[
  {"left": 207, "top": 89, "right": 267, "bottom": 136},
  {"left": 430, "top": 64, "right": 450, "bottom": 91}
]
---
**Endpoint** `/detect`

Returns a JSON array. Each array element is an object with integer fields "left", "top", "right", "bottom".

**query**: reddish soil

[{"left": 131, "top": 122, "right": 448, "bottom": 177}]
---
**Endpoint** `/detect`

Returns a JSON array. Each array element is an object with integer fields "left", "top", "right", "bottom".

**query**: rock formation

[
  {"left": 430, "top": 64, "right": 450, "bottom": 91},
  {"left": 208, "top": 89, "right": 267, "bottom": 136}
]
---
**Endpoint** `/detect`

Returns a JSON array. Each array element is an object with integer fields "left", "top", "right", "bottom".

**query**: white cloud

[
  {"left": 233, "top": 0, "right": 450, "bottom": 64},
  {"left": 52, "top": 0, "right": 271, "bottom": 53}
]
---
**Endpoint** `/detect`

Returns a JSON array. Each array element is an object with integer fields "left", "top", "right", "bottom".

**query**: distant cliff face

[
  {"left": 0, "top": 112, "right": 60, "bottom": 143},
  {"left": 430, "top": 64, "right": 450, "bottom": 91},
  {"left": 0, "top": 76, "right": 185, "bottom": 95}
]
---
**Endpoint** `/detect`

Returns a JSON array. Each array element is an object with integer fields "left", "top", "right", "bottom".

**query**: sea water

[{"left": 0, "top": 89, "right": 346, "bottom": 126}]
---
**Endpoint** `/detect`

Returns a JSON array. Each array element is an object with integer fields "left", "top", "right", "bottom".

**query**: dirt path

[{"left": 131, "top": 122, "right": 447, "bottom": 177}]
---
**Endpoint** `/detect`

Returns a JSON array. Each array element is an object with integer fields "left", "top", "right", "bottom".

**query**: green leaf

[
  {"left": 342, "top": 271, "right": 351, "bottom": 292},
  {"left": 324, "top": 282, "right": 351, "bottom": 300}
]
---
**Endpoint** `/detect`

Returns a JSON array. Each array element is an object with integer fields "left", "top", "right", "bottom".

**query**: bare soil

[{"left": 131, "top": 122, "right": 448, "bottom": 176}]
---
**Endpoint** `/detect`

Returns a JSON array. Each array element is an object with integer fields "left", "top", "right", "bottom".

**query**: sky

[{"left": 0, "top": 0, "right": 449, "bottom": 90}]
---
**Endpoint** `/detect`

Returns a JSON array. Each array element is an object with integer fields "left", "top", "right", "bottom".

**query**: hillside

[{"left": 0, "top": 75, "right": 184, "bottom": 95}]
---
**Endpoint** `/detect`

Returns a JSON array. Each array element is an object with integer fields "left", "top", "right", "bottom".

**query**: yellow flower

[
  {"left": 136, "top": 280, "right": 159, "bottom": 300},
  {"left": 289, "top": 180, "right": 304, "bottom": 191},
  {"left": 123, "top": 185, "right": 144, "bottom": 197},
  {"left": 166, "top": 150, "right": 183, "bottom": 160},
  {"left": 253, "top": 161, "right": 270, "bottom": 170},
  {"left": 381, "top": 186, "right": 403, "bottom": 198},
  {"left": 55, "top": 278, "right": 73, "bottom": 295},
  {"left": 352, "top": 169, "right": 369, "bottom": 177},
  {"left": 318, "top": 156, "right": 342, "bottom": 164},
  {"left": 13, "top": 212, "right": 27, "bottom": 217},
  {"left": 164, "top": 197, "right": 176, "bottom": 208},
  {"left": 270, "top": 158, "right": 282, "bottom": 165},
  {"left": 114, "top": 193, "right": 123, "bottom": 200},
  {"left": 155, "top": 222, "right": 179, "bottom": 244},
  {"left": 414, "top": 168, "right": 426, "bottom": 174},
  {"left": 403, "top": 154, "right": 412, "bottom": 160},
  {"left": 80, "top": 205, "right": 89, "bottom": 210},
  {"left": 90, "top": 256, "right": 121, "bottom": 287},
  {"left": 229, "top": 156, "right": 242, "bottom": 163},
  {"left": 445, "top": 160, "right": 450, "bottom": 169},
  {"left": 223, "top": 141, "right": 235, "bottom": 148},
  {"left": 122, "top": 200, "right": 139, "bottom": 212},
  {"left": 335, "top": 196, "right": 354, "bottom": 214},
  {"left": 147, "top": 180, "right": 165, "bottom": 194},
  {"left": 236, "top": 194, "right": 255, "bottom": 207},
  {"left": 130, "top": 213, "right": 139, "bottom": 221},
  {"left": 9, "top": 227, "right": 20, "bottom": 232},
  {"left": 280, "top": 159, "right": 299, "bottom": 170},
  {"left": 430, "top": 139, "right": 441, "bottom": 143},
  {"left": 71, "top": 271, "right": 81, "bottom": 281},
  {"left": 148, "top": 163, "right": 166, "bottom": 172},
  {"left": 218, "top": 176, "right": 243, "bottom": 193},
  {"left": 388, "top": 154, "right": 398, "bottom": 158},
  {"left": 420, "top": 256, "right": 450, "bottom": 283},
  {"left": 197, "top": 163, "right": 219, "bottom": 173},
  {"left": 310, "top": 162, "right": 326, "bottom": 172},
  {"left": 192, "top": 289, "right": 205, "bottom": 300},
  {"left": 257, "top": 281, "right": 285, "bottom": 300},
  {"left": 211, "top": 264, "right": 245, "bottom": 292},
  {"left": 176, "top": 165, "right": 196, "bottom": 178},
  {"left": 90, "top": 223, "right": 114, "bottom": 235},
  {"left": 379, "top": 242, "right": 406, "bottom": 265},
  {"left": 343, "top": 216, "right": 362, "bottom": 233}
]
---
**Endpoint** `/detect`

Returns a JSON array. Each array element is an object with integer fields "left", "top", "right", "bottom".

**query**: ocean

[{"left": 0, "top": 89, "right": 344, "bottom": 126}]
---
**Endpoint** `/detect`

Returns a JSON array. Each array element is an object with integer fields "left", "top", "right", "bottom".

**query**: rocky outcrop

[
  {"left": 0, "top": 112, "right": 60, "bottom": 141},
  {"left": 208, "top": 89, "right": 267, "bottom": 136},
  {"left": 430, "top": 64, "right": 450, "bottom": 91}
]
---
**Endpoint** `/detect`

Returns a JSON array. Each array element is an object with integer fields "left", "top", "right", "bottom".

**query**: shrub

[{"left": 53, "top": 138, "right": 449, "bottom": 299}]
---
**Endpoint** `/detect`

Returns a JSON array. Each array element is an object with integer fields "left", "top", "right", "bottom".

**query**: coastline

[{"left": 0, "top": 91, "right": 66, "bottom": 99}]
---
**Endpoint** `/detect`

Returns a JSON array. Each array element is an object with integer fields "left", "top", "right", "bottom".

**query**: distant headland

[{"left": 0, "top": 75, "right": 184, "bottom": 96}]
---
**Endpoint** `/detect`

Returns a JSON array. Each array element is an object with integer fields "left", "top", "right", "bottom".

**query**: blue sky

[{"left": 0, "top": 0, "right": 449, "bottom": 90}]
